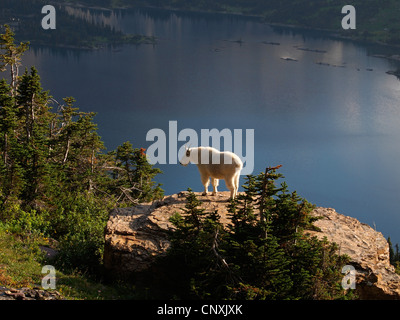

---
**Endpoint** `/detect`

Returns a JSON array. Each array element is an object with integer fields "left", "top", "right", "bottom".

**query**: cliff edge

[{"left": 103, "top": 192, "right": 400, "bottom": 299}]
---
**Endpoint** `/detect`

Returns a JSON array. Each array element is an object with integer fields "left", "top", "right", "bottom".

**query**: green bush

[
  {"left": 0, "top": 26, "right": 164, "bottom": 277},
  {"left": 0, "top": 203, "right": 50, "bottom": 237},
  {"left": 164, "top": 168, "right": 354, "bottom": 300},
  {"left": 50, "top": 192, "right": 112, "bottom": 274}
]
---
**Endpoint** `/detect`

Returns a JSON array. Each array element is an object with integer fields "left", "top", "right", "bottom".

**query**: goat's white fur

[{"left": 180, "top": 146, "right": 243, "bottom": 199}]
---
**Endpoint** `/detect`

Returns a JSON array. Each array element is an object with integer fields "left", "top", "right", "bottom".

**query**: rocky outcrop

[
  {"left": 103, "top": 192, "right": 400, "bottom": 299},
  {"left": 103, "top": 191, "right": 232, "bottom": 276},
  {"left": 308, "top": 207, "right": 400, "bottom": 299}
]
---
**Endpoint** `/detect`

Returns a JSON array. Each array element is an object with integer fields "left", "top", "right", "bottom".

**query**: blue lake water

[{"left": 24, "top": 8, "right": 400, "bottom": 244}]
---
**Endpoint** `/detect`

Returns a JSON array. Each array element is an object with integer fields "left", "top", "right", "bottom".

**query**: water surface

[{"left": 25, "top": 8, "right": 400, "bottom": 243}]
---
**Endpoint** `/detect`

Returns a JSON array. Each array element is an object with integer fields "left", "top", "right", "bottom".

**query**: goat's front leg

[
  {"left": 211, "top": 178, "right": 219, "bottom": 196},
  {"left": 201, "top": 175, "right": 210, "bottom": 195}
]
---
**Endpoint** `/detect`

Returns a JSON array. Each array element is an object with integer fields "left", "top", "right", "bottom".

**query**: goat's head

[{"left": 179, "top": 145, "right": 191, "bottom": 166}]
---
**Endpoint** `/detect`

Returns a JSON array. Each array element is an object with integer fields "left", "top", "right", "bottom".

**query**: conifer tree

[
  {"left": 15, "top": 67, "right": 52, "bottom": 205},
  {"left": 0, "top": 79, "right": 15, "bottom": 165},
  {"left": 0, "top": 78, "right": 22, "bottom": 212},
  {"left": 167, "top": 167, "right": 354, "bottom": 300},
  {"left": 0, "top": 26, "right": 164, "bottom": 272},
  {"left": 108, "top": 141, "right": 163, "bottom": 204},
  {"left": 168, "top": 189, "right": 230, "bottom": 299},
  {"left": 0, "top": 25, "right": 29, "bottom": 97}
]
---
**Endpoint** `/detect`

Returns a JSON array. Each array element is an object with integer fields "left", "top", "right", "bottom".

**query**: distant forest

[
  {"left": 0, "top": 0, "right": 156, "bottom": 49},
  {"left": 61, "top": 0, "right": 400, "bottom": 46},
  {"left": 2, "top": 0, "right": 400, "bottom": 47}
]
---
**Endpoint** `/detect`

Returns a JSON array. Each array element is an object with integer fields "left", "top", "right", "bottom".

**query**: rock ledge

[{"left": 104, "top": 192, "right": 400, "bottom": 299}]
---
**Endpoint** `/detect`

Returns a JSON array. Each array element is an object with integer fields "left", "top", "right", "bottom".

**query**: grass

[
  {"left": 0, "top": 224, "right": 136, "bottom": 300},
  {"left": 0, "top": 228, "right": 43, "bottom": 288}
]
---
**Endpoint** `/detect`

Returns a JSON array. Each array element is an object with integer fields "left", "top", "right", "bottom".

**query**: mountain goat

[{"left": 179, "top": 146, "right": 243, "bottom": 199}]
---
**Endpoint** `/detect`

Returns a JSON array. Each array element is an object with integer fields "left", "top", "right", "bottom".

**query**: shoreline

[
  {"left": 128, "top": 4, "right": 400, "bottom": 52},
  {"left": 23, "top": 34, "right": 157, "bottom": 51},
  {"left": 38, "top": 2, "right": 400, "bottom": 56}
]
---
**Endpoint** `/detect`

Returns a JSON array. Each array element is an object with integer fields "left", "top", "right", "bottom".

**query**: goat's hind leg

[
  {"left": 226, "top": 172, "right": 240, "bottom": 200},
  {"left": 225, "top": 176, "right": 235, "bottom": 200},
  {"left": 233, "top": 172, "right": 240, "bottom": 199}
]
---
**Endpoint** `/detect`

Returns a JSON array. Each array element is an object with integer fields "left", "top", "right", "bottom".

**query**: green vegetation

[
  {"left": 0, "top": 25, "right": 368, "bottom": 300},
  {"left": 0, "top": 25, "right": 163, "bottom": 298},
  {"left": 138, "top": 168, "right": 356, "bottom": 300},
  {"left": 388, "top": 237, "right": 400, "bottom": 275},
  {"left": 0, "top": 224, "right": 138, "bottom": 299}
]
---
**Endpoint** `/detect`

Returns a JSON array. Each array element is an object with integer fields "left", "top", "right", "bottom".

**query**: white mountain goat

[{"left": 179, "top": 146, "right": 243, "bottom": 199}]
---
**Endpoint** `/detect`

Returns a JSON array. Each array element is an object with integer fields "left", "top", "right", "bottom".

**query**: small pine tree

[
  {"left": 0, "top": 24, "right": 29, "bottom": 96},
  {"left": 108, "top": 141, "right": 163, "bottom": 204},
  {"left": 0, "top": 78, "right": 22, "bottom": 213},
  {"left": 388, "top": 237, "right": 395, "bottom": 265},
  {"left": 166, "top": 167, "right": 354, "bottom": 300},
  {"left": 167, "top": 189, "right": 230, "bottom": 298},
  {"left": 15, "top": 67, "right": 53, "bottom": 206}
]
